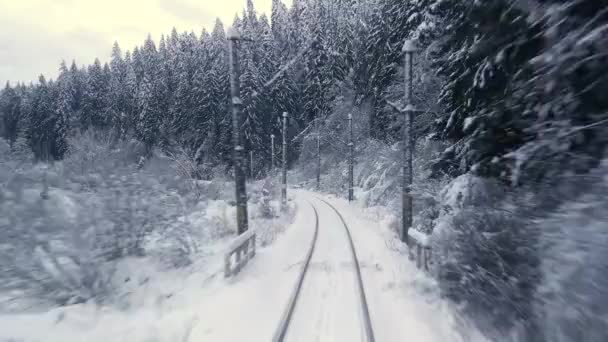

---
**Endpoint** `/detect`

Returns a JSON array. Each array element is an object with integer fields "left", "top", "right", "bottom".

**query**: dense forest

[
  {"left": 2, "top": 0, "right": 608, "bottom": 340},
  {"left": 2, "top": 0, "right": 607, "bottom": 184}
]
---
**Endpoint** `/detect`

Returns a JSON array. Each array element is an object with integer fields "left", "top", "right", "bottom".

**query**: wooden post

[
  {"left": 228, "top": 27, "right": 249, "bottom": 235},
  {"left": 401, "top": 39, "right": 418, "bottom": 244},
  {"left": 281, "top": 112, "right": 288, "bottom": 208},
  {"left": 348, "top": 113, "right": 354, "bottom": 202},
  {"left": 270, "top": 134, "right": 275, "bottom": 171}
]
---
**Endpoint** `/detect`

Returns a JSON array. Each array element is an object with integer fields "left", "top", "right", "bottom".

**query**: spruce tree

[
  {"left": 0, "top": 82, "right": 22, "bottom": 147},
  {"left": 430, "top": 0, "right": 543, "bottom": 180}
]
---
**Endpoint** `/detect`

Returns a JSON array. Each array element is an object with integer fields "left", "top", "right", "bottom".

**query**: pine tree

[
  {"left": 135, "top": 35, "right": 163, "bottom": 153},
  {"left": 27, "top": 76, "right": 60, "bottom": 160},
  {"left": 55, "top": 61, "right": 75, "bottom": 155},
  {"left": 123, "top": 51, "right": 138, "bottom": 136},
  {"left": 108, "top": 42, "right": 128, "bottom": 139},
  {"left": 271, "top": 0, "right": 290, "bottom": 56},
  {"left": 195, "top": 19, "right": 231, "bottom": 164},
  {"left": 301, "top": 3, "right": 333, "bottom": 126},
  {"left": 0, "top": 82, "right": 22, "bottom": 147},
  {"left": 430, "top": 0, "right": 543, "bottom": 180},
  {"left": 502, "top": 0, "right": 608, "bottom": 183},
  {"left": 82, "top": 58, "right": 110, "bottom": 130}
]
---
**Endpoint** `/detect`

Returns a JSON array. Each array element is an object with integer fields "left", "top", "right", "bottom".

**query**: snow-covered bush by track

[
  {"left": 0, "top": 131, "right": 298, "bottom": 313},
  {"left": 430, "top": 173, "right": 541, "bottom": 339},
  {"left": 429, "top": 159, "right": 608, "bottom": 341},
  {"left": 0, "top": 133, "right": 202, "bottom": 309},
  {"left": 530, "top": 160, "right": 608, "bottom": 342}
]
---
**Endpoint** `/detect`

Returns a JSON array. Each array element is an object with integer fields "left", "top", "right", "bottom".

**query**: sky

[{"left": 0, "top": 0, "right": 290, "bottom": 87}]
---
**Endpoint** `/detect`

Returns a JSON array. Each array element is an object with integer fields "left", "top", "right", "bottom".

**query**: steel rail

[
  {"left": 272, "top": 201, "right": 319, "bottom": 342},
  {"left": 314, "top": 197, "right": 376, "bottom": 342}
]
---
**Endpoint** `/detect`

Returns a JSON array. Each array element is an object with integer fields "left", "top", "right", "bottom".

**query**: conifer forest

[{"left": 1, "top": 0, "right": 607, "bottom": 341}]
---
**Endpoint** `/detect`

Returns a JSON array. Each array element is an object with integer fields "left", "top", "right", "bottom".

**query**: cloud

[
  {"left": 158, "top": 0, "right": 215, "bottom": 25},
  {"left": 0, "top": 13, "right": 112, "bottom": 85},
  {"left": 0, "top": 0, "right": 283, "bottom": 86}
]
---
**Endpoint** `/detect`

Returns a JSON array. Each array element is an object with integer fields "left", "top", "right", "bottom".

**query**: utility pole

[
  {"left": 281, "top": 112, "right": 288, "bottom": 208},
  {"left": 401, "top": 39, "right": 418, "bottom": 244},
  {"left": 227, "top": 27, "right": 248, "bottom": 235},
  {"left": 270, "top": 134, "right": 275, "bottom": 171},
  {"left": 348, "top": 113, "right": 354, "bottom": 202},
  {"left": 316, "top": 117, "right": 321, "bottom": 190}
]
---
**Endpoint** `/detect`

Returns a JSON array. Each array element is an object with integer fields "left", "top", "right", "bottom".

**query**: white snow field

[{"left": 0, "top": 191, "right": 487, "bottom": 342}]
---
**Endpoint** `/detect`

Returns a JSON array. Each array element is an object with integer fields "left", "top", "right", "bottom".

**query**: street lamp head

[
  {"left": 283, "top": 112, "right": 288, "bottom": 118},
  {"left": 348, "top": 113, "right": 352, "bottom": 120},
  {"left": 227, "top": 26, "right": 241, "bottom": 40},
  {"left": 271, "top": 134, "right": 275, "bottom": 138},
  {"left": 402, "top": 39, "right": 418, "bottom": 53}
]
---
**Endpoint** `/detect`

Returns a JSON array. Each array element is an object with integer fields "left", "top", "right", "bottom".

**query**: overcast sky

[{"left": 0, "top": 0, "right": 290, "bottom": 87}]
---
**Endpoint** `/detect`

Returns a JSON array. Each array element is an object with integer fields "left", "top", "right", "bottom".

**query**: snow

[
  {"left": 301, "top": 191, "right": 488, "bottom": 342},
  {"left": 408, "top": 228, "right": 430, "bottom": 247},
  {"left": 0, "top": 196, "right": 309, "bottom": 342},
  {"left": 463, "top": 116, "right": 476, "bottom": 132},
  {"left": 0, "top": 190, "right": 488, "bottom": 342},
  {"left": 283, "top": 197, "right": 362, "bottom": 342}
]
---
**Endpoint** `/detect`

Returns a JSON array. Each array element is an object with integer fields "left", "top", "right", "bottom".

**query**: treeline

[
  {"left": 1, "top": 0, "right": 607, "bottom": 184},
  {"left": 0, "top": 0, "right": 358, "bottom": 171}
]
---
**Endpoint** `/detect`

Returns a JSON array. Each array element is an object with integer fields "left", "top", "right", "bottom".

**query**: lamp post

[
  {"left": 270, "top": 134, "right": 275, "bottom": 171},
  {"left": 316, "top": 118, "right": 321, "bottom": 190},
  {"left": 281, "top": 112, "right": 288, "bottom": 208},
  {"left": 250, "top": 150, "right": 254, "bottom": 179},
  {"left": 401, "top": 39, "right": 418, "bottom": 244},
  {"left": 227, "top": 26, "right": 248, "bottom": 235},
  {"left": 348, "top": 113, "right": 354, "bottom": 202}
]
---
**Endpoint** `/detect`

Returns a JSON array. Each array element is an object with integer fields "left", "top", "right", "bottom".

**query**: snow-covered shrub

[
  {"left": 248, "top": 176, "right": 295, "bottom": 246},
  {"left": 165, "top": 147, "right": 206, "bottom": 199},
  {"left": 529, "top": 160, "right": 608, "bottom": 342},
  {"left": 430, "top": 174, "right": 541, "bottom": 338},
  {"left": 0, "top": 161, "right": 117, "bottom": 307},
  {"left": 0, "top": 133, "right": 206, "bottom": 309}
]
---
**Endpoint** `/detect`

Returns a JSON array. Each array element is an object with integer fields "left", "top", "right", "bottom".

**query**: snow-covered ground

[
  {"left": 283, "top": 195, "right": 362, "bottom": 342},
  {"left": 0, "top": 190, "right": 487, "bottom": 342},
  {"left": 297, "top": 191, "right": 487, "bottom": 342}
]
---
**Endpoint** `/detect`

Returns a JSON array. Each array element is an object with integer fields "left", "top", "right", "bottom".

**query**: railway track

[{"left": 272, "top": 197, "right": 376, "bottom": 342}]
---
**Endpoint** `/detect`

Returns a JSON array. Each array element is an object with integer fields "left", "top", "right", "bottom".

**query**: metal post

[
  {"left": 270, "top": 134, "right": 275, "bottom": 171},
  {"left": 250, "top": 150, "right": 254, "bottom": 179},
  {"left": 401, "top": 39, "right": 418, "bottom": 244},
  {"left": 281, "top": 112, "right": 288, "bottom": 208},
  {"left": 228, "top": 27, "right": 249, "bottom": 235},
  {"left": 316, "top": 118, "right": 321, "bottom": 190},
  {"left": 348, "top": 113, "right": 354, "bottom": 202}
]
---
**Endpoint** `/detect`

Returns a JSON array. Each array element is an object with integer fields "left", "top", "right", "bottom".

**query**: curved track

[
  {"left": 272, "top": 196, "right": 375, "bottom": 342},
  {"left": 272, "top": 201, "right": 319, "bottom": 342}
]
